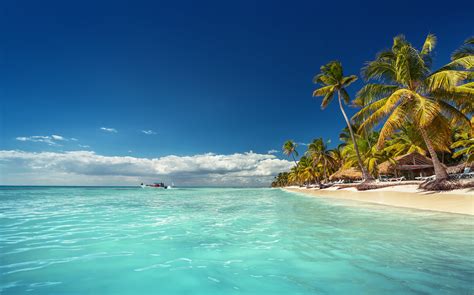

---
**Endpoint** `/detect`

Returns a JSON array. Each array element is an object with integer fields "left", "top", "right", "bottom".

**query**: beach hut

[
  {"left": 378, "top": 152, "right": 437, "bottom": 179},
  {"left": 446, "top": 162, "right": 474, "bottom": 175},
  {"left": 329, "top": 167, "right": 362, "bottom": 182}
]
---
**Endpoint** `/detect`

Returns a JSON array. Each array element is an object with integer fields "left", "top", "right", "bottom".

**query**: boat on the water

[{"left": 140, "top": 182, "right": 172, "bottom": 189}]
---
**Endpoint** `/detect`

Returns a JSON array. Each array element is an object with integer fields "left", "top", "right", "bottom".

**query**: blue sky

[{"left": 1, "top": 0, "right": 472, "bottom": 185}]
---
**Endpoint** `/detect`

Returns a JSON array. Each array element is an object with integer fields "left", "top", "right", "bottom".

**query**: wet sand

[{"left": 284, "top": 185, "right": 474, "bottom": 215}]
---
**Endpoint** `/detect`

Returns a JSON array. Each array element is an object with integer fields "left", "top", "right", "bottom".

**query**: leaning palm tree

[
  {"left": 354, "top": 34, "right": 472, "bottom": 188},
  {"left": 312, "top": 61, "right": 374, "bottom": 181},
  {"left": 282, "top": 140, "right": 299, "bottom": 166}
]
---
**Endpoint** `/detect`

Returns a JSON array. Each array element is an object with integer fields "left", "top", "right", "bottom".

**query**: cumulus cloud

[
  {"left": 141, "top": 130, "right": 156, "bottom": 135},
  {"left": 267, "top": 149, "right": 279, "bottom": 154},
  {"left": 0, "top": 150, "right": 292, "bottom": 187},
  {"left": 15, "top": 134, "right": 72, "bottom": 146},
  {"left": 100, "top": 127, "right": 118, "bottom": 133}
]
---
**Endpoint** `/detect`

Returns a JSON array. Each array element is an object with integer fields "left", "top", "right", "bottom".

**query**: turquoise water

[{"left": 0, "top": 187, "right": 473, "bottom": 294}]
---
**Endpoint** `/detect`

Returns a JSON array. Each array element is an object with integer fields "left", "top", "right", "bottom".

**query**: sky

[{"left": 1, "top": 0, "right": 473, "bottom": 186}]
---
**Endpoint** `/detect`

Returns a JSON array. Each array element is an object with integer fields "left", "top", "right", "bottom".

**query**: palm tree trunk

[
  {"left": 419, "top": 127, "right": 449, "bottom": 181},
  {"left": 323, "top": 160, "right": 327, "bottom": 183},
  {"left": 291, "top": 154, "right": 298, "bottom": 167},
  {"left": 337, "top": 91, "right": 374, "bottom": 181}
]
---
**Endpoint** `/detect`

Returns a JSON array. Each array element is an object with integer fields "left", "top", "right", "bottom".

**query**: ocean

[{"left": 0, "top": 186, "right": 473, "bottom": 294}]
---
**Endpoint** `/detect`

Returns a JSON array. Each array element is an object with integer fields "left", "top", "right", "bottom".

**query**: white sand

[{"left": 283, "top": 185, "right": 474, "bottom": 215}]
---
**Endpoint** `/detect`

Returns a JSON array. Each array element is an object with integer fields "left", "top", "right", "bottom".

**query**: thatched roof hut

[
  {"left": 329, "top": 167, "right": 362, "bottom": 181},
  {"left": 378, "top": 152, "right": 437, "bottom": 179},
  {"left": 446, "top": 162, "right": 474, "bottom": 174}
]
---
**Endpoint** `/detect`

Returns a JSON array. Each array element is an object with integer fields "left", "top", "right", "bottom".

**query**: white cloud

[
  {"left": 100, "top": 127, "right": 118, "bottom": 133},
  {"left": 15, "top": 134, "right": 71, "bottom": 146},
  {"left": 0, "top": 150, "right": 293, "bottom": 187},
  {"left": 51, "top": 135, "right": 65, "bottom": 141},
  {"left": 141, "top": 130, "right": 156, "bottom": 135},
  {"left": 78, "top": 144, "right": 90, "bottom": 148},
  {"left": 267, "top": 149, "right": 279, "bottom": 154}
]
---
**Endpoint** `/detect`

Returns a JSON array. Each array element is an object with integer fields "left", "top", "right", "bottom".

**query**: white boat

[{"left": 140, "top": 182, "right": 170, "bottom": 189}]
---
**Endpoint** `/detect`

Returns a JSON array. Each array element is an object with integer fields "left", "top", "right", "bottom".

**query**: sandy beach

[{"left": 284, "top": 185, "right": 474, "bottom": 215}]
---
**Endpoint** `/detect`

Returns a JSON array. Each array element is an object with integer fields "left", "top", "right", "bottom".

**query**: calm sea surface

[{"left": 0, "top": 187, "right": 473, "bottom": 294}]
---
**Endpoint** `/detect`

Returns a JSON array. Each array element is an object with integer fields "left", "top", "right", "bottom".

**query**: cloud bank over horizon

[{"left": 0, "top": 150, "right": 292, "bottom": 187}]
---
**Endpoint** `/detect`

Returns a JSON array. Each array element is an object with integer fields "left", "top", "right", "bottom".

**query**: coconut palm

[
  {"left": 442, "top": 36, "right": 474, "bottom": 117},
  {"left": 451, "top": 131, "right": 474, "bottom": 163},
  {"left": 271, "top": 172, "right": 290, "bottom": 187},
  {"left": 282, "top": 140, "right": 299, "bottom": 166},
  {"left": 306, "top": 138, "right": 335, "bottom": 183},
  {"left": 298, "top": 156, "right": 320, "bottom": 184},
  {"left": 384, "top": 124, "right": 450, "bottom": 157},
  {"left": 354, "top": 34, "right": 471, "bottom": 188},
  {"left": 312, "top": 61, "right": 374, "bottom": 181},
  {"left": 288, "top": 166, "right": 300, "bottom": 185},
  {"left": 342, "top": 132, "right": 392, "bottom": 177},
  {"left": 329, "top": 145, "right": 345, "bottom": 171}
]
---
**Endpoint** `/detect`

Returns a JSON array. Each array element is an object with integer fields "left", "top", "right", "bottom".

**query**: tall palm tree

[
  {"left": 354, "top": 34, "right": 471, "bottom": 187},
  {"left": 282, "top": 140, "right": 299, "bottom": 166},
  {"left": 306, "top": 138, "right": 335, "bottom": 183},
  {"left": 312, "top": 61, "right": 374, "bottom": 181}
]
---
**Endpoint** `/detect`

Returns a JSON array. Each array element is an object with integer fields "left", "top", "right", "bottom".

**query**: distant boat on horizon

[{"left": 140, "top": 182, "right": 173, "bottom": 189}]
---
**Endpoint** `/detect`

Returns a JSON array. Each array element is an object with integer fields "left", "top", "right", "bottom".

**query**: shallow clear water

[{"left": 0, "top": 187, "right": 473, "bottom": 294}]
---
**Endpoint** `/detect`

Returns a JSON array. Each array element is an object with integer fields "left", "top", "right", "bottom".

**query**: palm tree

[
  {"left": 338, "top": 123, "right": 362, "bottom": 146},
  {"left": 449, "top": 37, "right": 474, "bottom": 117},
  {"left": 341, "top": 132, "right": 392, "bottom": 177},
  {"left": 384, "top": 124, "right": 450, "bottom": 157},
  {"left": 282, "top": 140, "right": 299, "bottom": 166},
  {"left": 451, "top": 131, "right": 474, "bottom": 163},
  {"left": 354, "top": 34, "right": 471, "bottom": 188},
  {"left": 306, "top": 138, "right": 335, "bottom": 183},
  {"left": 312, "top": 61, "right": 374, "bottom": 181},
  {"left": 298, "top": 156, "right": 320, "bottom": 184},
  {"left": 329, "top": 145, "right": 345, "bottom": 172}
]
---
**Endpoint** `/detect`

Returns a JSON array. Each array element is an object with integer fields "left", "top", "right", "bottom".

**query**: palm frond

[
  {"left": 357, "top": 89, "right": 412, "bottom": 132},
  {"left": 355, "top": 84, "right": 399, "bottom": 106},
  {"left": 321, "top": 92, "right": 334, "bottom": 109},
  {"left": 341, "top": 75, "right": 358, "bottom": 87},
  {"left": 377, "top": 103, "right": 408, "bottom": 148},
  {"left": 436, "top": 100, "right": 472, "bottom": 127},
  {"left": 339, "top": 88, "right": 350, "bottom": 104},
  {"left": 451, "top": 36, "right": 474, "bottom": 60},
  {"left": 440, "top": 55, "right": 474, "bottom": 70},
  {"left": 426, "top": 70, "right": 471, "bottom": 91},
  {"left": 412, "top": 95, "right": 440, "bottom": 128},
  {"left": 362, "top": 60, "right": 396, "bottom": 81},
  {"left": 312, "top": 85, "right": 334, "bottom": 97},
  {"left": 421, "top": 33, "right": 437, "bottom": 56}
]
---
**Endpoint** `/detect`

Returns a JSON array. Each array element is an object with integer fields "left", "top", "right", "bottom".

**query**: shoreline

[{"left": 283, "top": 185, "right": 474, "bottom": 215}]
